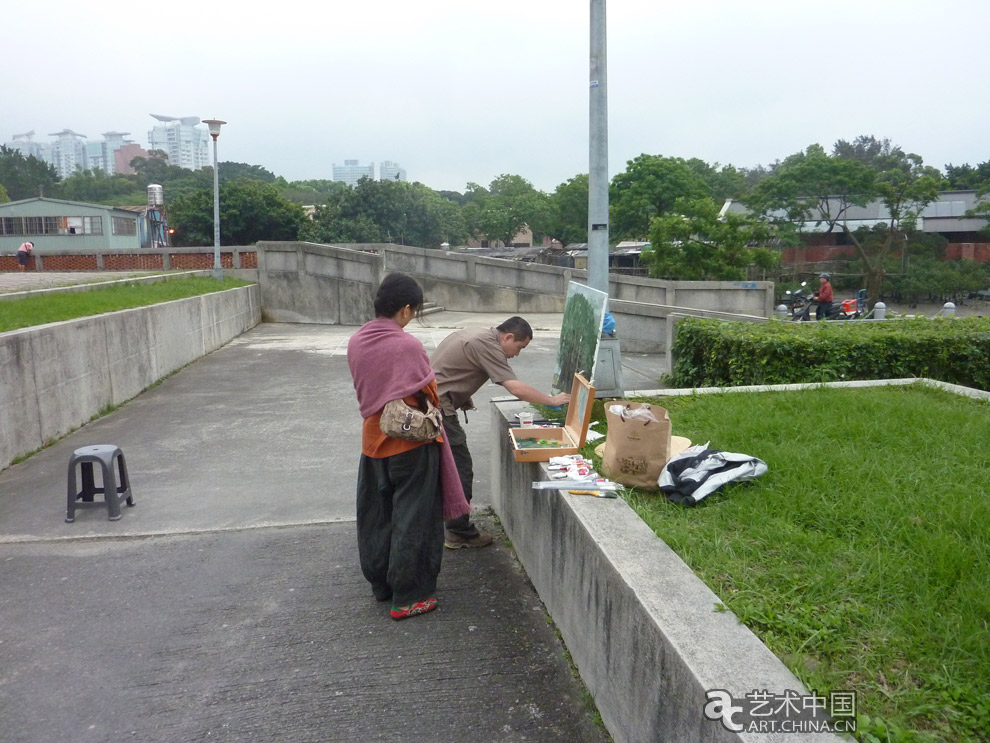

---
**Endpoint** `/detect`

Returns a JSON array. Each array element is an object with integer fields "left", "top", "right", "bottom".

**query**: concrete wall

[
  {"left": 0, "top": 285, "right": 261, "bottom": 470},
  {"left": 257, "top": 242, "right": 382, "bottom": 325},
  {"left": 490, "top": 400, "right": 841, "bottom": 743},
  {"left": 610, "top": 302, "right": 767, "bottom": 358},
  {"left": 256, "top": 242, "right": 774, "bottom": 354}
]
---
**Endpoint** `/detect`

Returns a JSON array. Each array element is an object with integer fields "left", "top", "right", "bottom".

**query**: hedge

[{"left": 669, "top": 316, "right": 990, "bottom": 390}]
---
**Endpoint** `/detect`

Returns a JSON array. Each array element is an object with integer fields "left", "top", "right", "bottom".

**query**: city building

[
  {"left": 332, "top": 160, "right": 375, "bottom": 187},
  {"left": 48, "top": 130, "right": 89, "bottom": 178},
  {"left": 147, "top": 115, "right": 210, "bottom": 170},
  {"left": 721, "top": 191, "right": 990, "bottom": 265},
  {"left": 380, "top": 160, "right": 407, "bottom": 182},
  {"left": 86, "top": 132, "right": 136, "bottom": 175},
  {"left": 5, "top": 131, "right": 51, "bottom": 163},
  {"left": 114, "top": 143, "right": 149, "bottom": 175}
]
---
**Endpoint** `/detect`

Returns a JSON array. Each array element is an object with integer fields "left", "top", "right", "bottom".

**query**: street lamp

[{"left": 202, "top": 118, "right": 226, "bottom": 280}]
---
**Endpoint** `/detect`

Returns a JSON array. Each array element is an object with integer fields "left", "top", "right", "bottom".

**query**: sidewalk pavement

[{"left": 0, "top": 299, "right": 669, "bottom": 742}]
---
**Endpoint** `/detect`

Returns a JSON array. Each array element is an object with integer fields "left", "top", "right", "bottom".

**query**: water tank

[{"left": 147, "top": 184, "right": 164, "bottom": 206}]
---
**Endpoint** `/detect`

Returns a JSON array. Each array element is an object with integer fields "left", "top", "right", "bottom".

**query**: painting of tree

[{"left": 552, "top": 282, "right": 608, "bottom": 392}]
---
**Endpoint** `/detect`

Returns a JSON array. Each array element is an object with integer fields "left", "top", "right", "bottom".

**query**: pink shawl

[{"left": 347, "top": 318, "right": 470, "bottom": 521}]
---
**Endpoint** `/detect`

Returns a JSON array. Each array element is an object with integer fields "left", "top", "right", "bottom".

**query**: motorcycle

[
  {"left": 784, "top": 282, "right": 863, "bottom": 321},
  {"left": 782, "top": 282, "right": 814, "bottom": 319}
]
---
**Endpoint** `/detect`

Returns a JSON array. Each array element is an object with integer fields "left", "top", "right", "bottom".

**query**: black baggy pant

[{"left": 356, "top": 444, "right": 444, "bottom": 607}]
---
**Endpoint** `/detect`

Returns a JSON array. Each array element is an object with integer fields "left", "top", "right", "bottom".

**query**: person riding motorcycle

[{"left": 813, "top": 273, "right": 834, "bottom": 321}]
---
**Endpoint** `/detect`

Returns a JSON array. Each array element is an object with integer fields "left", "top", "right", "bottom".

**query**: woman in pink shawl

[{"left": 347, "top": 273, "right": 470, "bottom": 620}]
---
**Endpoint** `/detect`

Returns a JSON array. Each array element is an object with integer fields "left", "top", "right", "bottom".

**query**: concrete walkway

[
  {"left": 0, "top": 270, "right": 164, "bottom": 295},
  {"left": 0, "top": 282, "right": 669, "bottom": 741}
]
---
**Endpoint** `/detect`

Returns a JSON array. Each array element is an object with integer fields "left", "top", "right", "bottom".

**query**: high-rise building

[
  {"left": 147, "top": 115, "right": 210, "bottom": 170},
  {"left": 380, "top": 161, "right": 407, "bottom": 182},
  {"left": 332, "top": 160, "right": 375, "bottom": 187},
  {"left": 86, "top": 132, "right": 135, "bottom": 175},
  {"left": 6, "top": 131, "right": 51, "bottom": 163},
  {"left": 48, "top": 130, "right": 89, "bottom": 178}
]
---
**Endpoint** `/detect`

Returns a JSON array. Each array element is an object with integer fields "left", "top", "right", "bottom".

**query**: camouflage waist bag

[{"left": 379, "top": 397, "right": 443, "bottom": 442}]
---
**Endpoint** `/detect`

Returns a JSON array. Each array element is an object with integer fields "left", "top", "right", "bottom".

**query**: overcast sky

[{"left": 5, "top": 0, "right": 988, "bottom": 193}]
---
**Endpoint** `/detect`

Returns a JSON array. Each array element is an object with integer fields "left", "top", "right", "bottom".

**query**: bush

[{"left": 669, "top": 316, "right": 990, "bottom": 390}]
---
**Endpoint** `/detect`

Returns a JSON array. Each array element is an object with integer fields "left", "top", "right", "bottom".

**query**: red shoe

[{"left": 390, "top": 598, "right": 438, "bottom": 620}]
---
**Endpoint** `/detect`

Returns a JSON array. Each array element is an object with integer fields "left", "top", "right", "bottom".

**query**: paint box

[{"left": 510, "top": 374, "right": 595, "bottom": 463}]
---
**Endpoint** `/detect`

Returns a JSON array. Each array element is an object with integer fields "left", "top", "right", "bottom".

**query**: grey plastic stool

[{"left": 66, "top": 445, "right": 135, "bottom": 523}]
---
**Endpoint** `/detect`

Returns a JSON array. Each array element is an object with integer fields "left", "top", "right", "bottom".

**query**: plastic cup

[{"left": 518, "top": 412, "right": 534, "bottom": 426}]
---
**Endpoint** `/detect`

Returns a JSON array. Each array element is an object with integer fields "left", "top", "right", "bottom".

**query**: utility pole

[
  {"left": 588, "top": 0, "right": 609, "bottom": 294},
  {"left": 588, "top": 0, "right": 624, "bottom": 396}
]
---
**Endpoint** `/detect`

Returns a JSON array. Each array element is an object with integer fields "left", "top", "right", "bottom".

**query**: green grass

[
  {"left": 0, "top": 276, "right": 253, "bottom": 332},
  {"left": 591, "top": 385, "right": 990, "bottom": 742}
]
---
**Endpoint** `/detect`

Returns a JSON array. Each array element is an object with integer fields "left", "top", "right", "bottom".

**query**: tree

[
  {"left": 0, "top": 146, "right": 59, "bottom": 201},
  {"left": 746, "top": 144, "right": 876, "bottom": 226},
  {"left": 299, "top": 179, "right": 468, "bottom": 248},
  {"left": 740, "top": 164, "right": 773, "bottom": 190},
  {"left": 943, "top": 161, "right": 990, "bottom": 191},
  {"left": 168, "top": 179, "right": 305, "bottom": 246},
  {"left": 405, "top": 183, "right": 468, "bottom": 247},
  {"left": 685, "top": 159, "right": 749, "bottom": 203},
  {"left": 873, "top": 232, "right": 989, "bottom": 305},
  {"left": 609, "top": 154, "right": 710, "bottom": 240},
  {"left": 746, "top": 143, "right": 941, "bottom": 306},
  {"left": 0, "top": 183, "right": 9, "bottom": 204},
  {"left": 129, "top": 151, "right": 172, "bottom": 186},
  {"left": 646, "top": 196, "right": 779, "bottom": 280},
  {"left": 219, "top": 162, "right": 277, "bottom": 183},
  {"left": 279, "top": 179, "right": 348, "bottom": 205},
  {"left": 437, "top": 190, "right": 469, "bottom": 206},
  {"left": 866, "top": 150, "right": 944, "bottom": 302},
  {"left": 547, "top": 174, "right": 589, "bottom": 246},
  {"left": 129, "top": 150, "right": 213, "bottom": 201},
  {"left": 52, "top": 168, "right": 145, "bottom": 205},
  {"left": 462, "top": 175, "right": 550, "bottom": 246},
  {"left": 832, "top": 135, "right": 899, "bottom": 170}
]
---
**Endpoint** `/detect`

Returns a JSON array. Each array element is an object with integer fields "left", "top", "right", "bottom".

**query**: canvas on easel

[{"left": 552, "top": 282, "right": 608, "bottom": 394}]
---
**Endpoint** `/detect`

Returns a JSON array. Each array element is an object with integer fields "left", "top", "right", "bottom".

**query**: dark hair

[
  {"left": 496, "top": 316, "right": 533, "bottom": 341},
  {"left": 374, "top": 273, "right": 424, "bottom": 318}
]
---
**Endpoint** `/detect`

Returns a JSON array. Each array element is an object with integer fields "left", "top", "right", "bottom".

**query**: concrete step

[{"left": 420, "top": 301, "right": 444, "bottom": 316}]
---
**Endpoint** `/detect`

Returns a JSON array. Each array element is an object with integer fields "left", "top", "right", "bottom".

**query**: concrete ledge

[
  {"left": 491, "top": 400, "right": 842, "bottom": 743},
  {"left": 629, "top": 377, "right": 990, "bottom": 401},
  {"left": 255, "top": 242, "right": 773, "bottom": 331},
  {"left": 0, "top": 284, "right": 261, "bottom": 470}
]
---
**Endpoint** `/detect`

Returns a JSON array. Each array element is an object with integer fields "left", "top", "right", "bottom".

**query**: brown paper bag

[{"left": 601, "top": 401, "right": 672, "bottom": 491}]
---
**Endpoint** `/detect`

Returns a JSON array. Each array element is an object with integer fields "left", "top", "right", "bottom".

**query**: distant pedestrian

[{"left": 17, "top": 241, "right": 34, "bottom": 272}]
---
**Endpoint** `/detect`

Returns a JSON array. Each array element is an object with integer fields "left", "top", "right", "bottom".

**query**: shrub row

[{"left": 669, "top": 316, "right": 990, "bottom": 390}]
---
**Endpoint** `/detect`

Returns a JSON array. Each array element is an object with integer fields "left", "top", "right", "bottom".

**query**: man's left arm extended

[{"left": 501, "top": 379, "right": 570, "bottom": 407}]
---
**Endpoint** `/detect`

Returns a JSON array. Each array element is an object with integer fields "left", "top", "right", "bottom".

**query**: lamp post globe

[{"left": 202, "top": 118, "right": 226, "bottom": 280}]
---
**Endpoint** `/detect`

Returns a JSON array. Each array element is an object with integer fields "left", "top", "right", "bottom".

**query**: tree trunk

[
  {"left": 866, "top": 269, "right": 886, "bottom": 311},
  {"left": 844, "top": 226, "right": 895, "bottom": 310}
]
